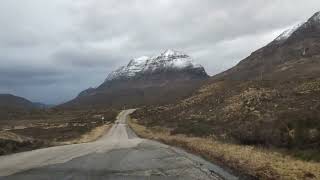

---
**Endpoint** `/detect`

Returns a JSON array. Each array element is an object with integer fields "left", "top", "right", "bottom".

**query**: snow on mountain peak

[
  {"left": 311, "top": 11, "right": 320, "bottom": 22},
  {"left": 273, "top": 11, "right": 320, "bottom": 43},
  {"left": 133, "top": 56, "right": 149, "bottom": 62},
  {"left": 161, "top": 49, "right": 186, "bottom": 57},
  {"left": 127, "top": 56, "right": 149, "bottom": 69},
  {"left": 105, "top": 50, "right": 204, "bottom": 81},
  {"left": 275, "top": 23, "right": 303, "bottom": 42}
]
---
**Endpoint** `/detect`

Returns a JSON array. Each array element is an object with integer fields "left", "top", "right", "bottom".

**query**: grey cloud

[
  {"left": 74, "top": 0, "right": 318, "bottom": 50},
  {"left": 0, "top": 63, "right": 65, "bottom": 89},
  {"left": 1, "top": 0, "right": 320, "bottom": 104},
  {"left": 52, "top": 46, "right": 126, "bottom": 68}
]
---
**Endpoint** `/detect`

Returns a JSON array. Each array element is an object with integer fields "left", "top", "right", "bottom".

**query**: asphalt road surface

[{"left": 0, "top": 109, "right": 238, "bottom": 180}]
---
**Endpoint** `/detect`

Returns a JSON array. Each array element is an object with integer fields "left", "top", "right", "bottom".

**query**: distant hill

[
  {"left": 0, "top": 94, "right": 49, "bottom": 120},
  {"left": 0, "top": 94, "right": 37, "bottom": 110},
  {"left": 61, "top": 49, "right": 209, "bottom": 108}
]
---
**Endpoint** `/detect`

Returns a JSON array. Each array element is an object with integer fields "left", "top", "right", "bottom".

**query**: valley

[{"left": 1, "top": 8, "right": 320, "bottom": 180}]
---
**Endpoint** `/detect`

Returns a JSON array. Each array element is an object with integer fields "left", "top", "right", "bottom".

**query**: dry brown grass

[
  {"left": 60, "top": 123, "right": 112, "bottom": 145},
  {"left": 0, "top": 131, "right": 30, "bottom": 142},
  {"left": 128, "top": 118, "right": 320, "bottom": 180},
  {"left": 0, "top": 123, "right": 113, "bottom": 156}
]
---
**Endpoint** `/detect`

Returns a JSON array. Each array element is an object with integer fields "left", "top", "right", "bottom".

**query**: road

[{"left": 0, "top": 109, "right": 237, "bottom": 180}]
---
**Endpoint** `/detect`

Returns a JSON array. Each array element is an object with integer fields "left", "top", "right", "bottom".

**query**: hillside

[
  {"left": 0, "top": 94, "right": 37, "bottom": 110},
  {"left": 0, "top": 94, "right": 46, "bottom": 120},
  {"left": 215, "top": 12, "right": 320, "bottom": 81},
  {"left": 133, "top": 12, "right": 320, "bottom": 153}
]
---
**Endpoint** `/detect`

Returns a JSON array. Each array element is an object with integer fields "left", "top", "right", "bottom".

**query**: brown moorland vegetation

[
  {"left": 131, "top": 78, "right": 320, "bottom": 179},
  {"left": 128, "top": 117, "right": 320, "bottom": 180},
  {"left": 0, "top": 108, "right": 118, "bottom": 155},
  {"left": 133, "top": 79, "right": 320, "bottom": 152}
]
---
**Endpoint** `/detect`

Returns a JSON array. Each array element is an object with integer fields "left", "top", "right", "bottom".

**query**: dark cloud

[
  {"left": 0, "top": 0, "right": 319, "bottom": 104},
  {"left": 53, "top": 46, "right": 124, "bottom": 68}
]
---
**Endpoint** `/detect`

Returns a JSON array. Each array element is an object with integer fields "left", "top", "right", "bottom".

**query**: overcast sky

[{"left": 0, "top": 0, "right": 319, "bottom": 104}]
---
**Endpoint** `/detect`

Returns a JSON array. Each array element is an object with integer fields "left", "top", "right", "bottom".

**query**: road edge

[{"left": 127, "top": 114, "right": 240, "bottom": 180}]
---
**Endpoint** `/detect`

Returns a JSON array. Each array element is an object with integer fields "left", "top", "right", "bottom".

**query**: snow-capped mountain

[
  {"left": 274, "top": 23, "right": 304, "bottom": 42},
  {"left": 214, "top": 11, "right": 320, "bottom": 81},
  {"left": 61, "top": 50, "right": 208, "bottom": 108},
  {"left": 310, "top": 11, "right": 320, "bottom": 23},
  {"left": 106, "top": 49, "right": 205, "bottom": 81},
  {"left": 273, "top": 11, "right": 320, "bottom": 43}
]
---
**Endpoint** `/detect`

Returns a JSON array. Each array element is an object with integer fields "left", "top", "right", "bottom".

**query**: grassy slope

[
  {"left": 58, "top": 123, "right": 112, "bottom": 145},
  {"left": 131, "top": 79, "right": 320, "bottom": 179},
  {"left": 133, "top": 79, "right": 320, "bottom": 151},
  {"left": 128, "top": 118, "right": 320, "bottom": 180}
]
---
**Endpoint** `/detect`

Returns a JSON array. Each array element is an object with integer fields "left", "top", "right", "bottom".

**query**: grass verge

[
  {"left": 59, "top": 123, "right": 112, "bottom": 145},
  {"left": 0, "top": 123, "right": 113, "bottom": 156},
  {"left": 0, "top": 131, "right": 49, "bottom": 155},
  {"left": 128, "top": 118, "right": 320, "bottom": 180}
]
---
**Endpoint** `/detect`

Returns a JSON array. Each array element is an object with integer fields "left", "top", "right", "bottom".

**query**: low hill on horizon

[
  {"left": 0, "top": 94, "right": 50, "bottom": 120},
  {"left": 0, "top": 94, "right": 41, "bottom": 110}
]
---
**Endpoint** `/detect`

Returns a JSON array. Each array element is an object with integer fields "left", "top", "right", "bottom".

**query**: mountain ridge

[
  {"left": 61, "top": 50, "right": 209, "bottom": 108},
  {"left": 213, "top": 11, "right": 320, "bottom": 81},
  {"left": 105, "top": 49, "right": 206, "bottom": 82}
]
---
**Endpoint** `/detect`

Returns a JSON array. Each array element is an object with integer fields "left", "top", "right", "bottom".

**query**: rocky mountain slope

[
  {"left": 105, "top": 49, "right": 206, "bottom": 81},
  {"left": 215, "top": 11, "right": 320, "bottom": 81},
  {"left": 62, "top": 50, "right": 209, "bottom": 108},
  {"left": 133, "top": 12, "right": 320, "bottom": 153}
]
